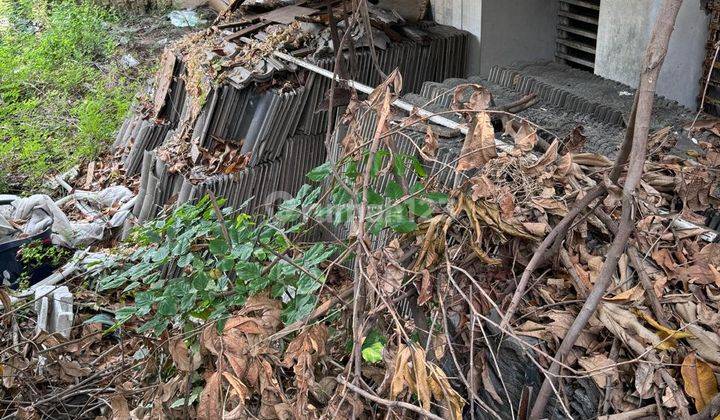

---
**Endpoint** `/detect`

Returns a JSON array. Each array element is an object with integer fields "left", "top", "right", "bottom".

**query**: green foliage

[
  {"left": 98, "top": 113, "right": 448, "bottom": 347},
  {"left": 361, "top": 329, "right": 387, "bottom": 363},
  {"left": 98, "top": 195, "right": 337, "bottom": 336},
  {"left": 0, "top": 0, "right": 136, "bottom": 191},
  {"left": 17, "top": 240, "right": 71, "bottom": 285},
  {"left": 18, "top": 240, "right": 69, "bottom": 267},
  {"left": 319, "top": 149, "right": 448, "bottom": 235}
]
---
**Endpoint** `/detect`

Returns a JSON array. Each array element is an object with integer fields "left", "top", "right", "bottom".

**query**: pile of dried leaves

[{"left": 5, "top": 3, "right": 720, "bottom": 418}]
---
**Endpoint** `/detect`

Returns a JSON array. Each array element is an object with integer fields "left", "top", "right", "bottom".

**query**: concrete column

[
  {"left": 430, "top": 0, "right": 559, "bottom": 76},
  {"left": 430, "top": 0, "right": 482, "bottom": 75},
  {"left": 595, "top": 0, "right": 709, "bottom": 109}
]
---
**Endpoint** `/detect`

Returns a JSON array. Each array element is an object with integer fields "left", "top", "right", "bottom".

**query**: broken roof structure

[{"left": 115, "top": 1, "right": 470, "bottom": 230}]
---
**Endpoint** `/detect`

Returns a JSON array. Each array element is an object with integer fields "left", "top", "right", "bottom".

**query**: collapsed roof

[{"left": 114, "top": 1, "right": 470, "bottom": 230}]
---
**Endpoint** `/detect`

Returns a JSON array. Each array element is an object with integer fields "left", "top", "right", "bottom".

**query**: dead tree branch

[
  {"left": 336, "top": 376, "right": 445, "bottom": 420},
  {"left": 529, "top": 1, "right": 685, "bottom": 417},
  {"left": 628, "top": 246, "right": 668, "bottom": 325}
]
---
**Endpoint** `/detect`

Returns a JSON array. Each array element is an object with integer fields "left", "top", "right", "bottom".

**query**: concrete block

[
  {"left": 34, "top": 285, "right": 54, "bottom": 335},
  {"left": 33, "top": 285, "right": 73, "bottom": 338},
  {"left": 50, "top": 286, "right": 73, "bottom": 339}
]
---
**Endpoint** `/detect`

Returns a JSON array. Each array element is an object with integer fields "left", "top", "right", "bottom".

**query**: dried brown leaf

[
  {"left": 198, "top": 371, "right": 221, "bottom": 419},
  {"left": 522, "top": 222, "right": 549, "bottom": 236},
  {"left": 561, "top": 126, "right": 587, "bottom": 153},
  {"left": 684, "top": 324, "right": 720, "bottom": 365},
  {"left": 110, "top": 394, "right": 130, "bottom": 420},
  {"left": 451, "top": 84, "right": 492, "bottom": 112},
  {"left": 59, "top": 359, "right": 91, "bottom": 378},
  {"left": 681, "top": 352, "right": 719, "bottom": 411},
  {"left": 222, "top": 371, "right": 249, "bottom": 402},
  {"left": 470, "top": 175, "right": 497, "bottom": 201},
  {"left": 572, "top": 153, "right": 613, "bottom": 167},
  {"left": 678, "top": 263, "right": 720, "bottom": 287},
  {"left": 634, "top": 309, "right": 693, "bottom": 350},
  {"left": 457, "top": 112, "right": 496, "bottom": 171},
  {"left": 410, "top": 345, "right": 432, "bottom": 411},
  {"left": 598, "top": 303, "right": 662, "bottom": 349},
  {"left": 421, "top": 125, "right": 438, "bottom": 160},
  {"left": 530, "top": 197, "right": 568, "bottom": 216},
  {"left": 478, "top": 353, "right": 502, "bottom": 403},
  {"left": 417, "top": 269, "right": 433, "bottom": 306},
  {"left": 604, "top": 285, "right": 644, "bottom": 302},
  {"left": 169, "top": 337, "right": 192, "bottom": 372},
  {"left": 0, "top": 289, "right": 11, "bottom": 328},
  {"left": 390, "top": 345, "right": 413, "bottom": 398},
  {"left": 368, "top": 69, "right": 402, "bottom": 106},
  {"left": 524, "top": 140, "right": 558, "bottom": 176},
  {"left": 578, "top": 355, "right": 618, "bottom": 389},
  {"left": 427, "top": 363, "right": 465, "bottom": 420},
  {"left": 513, "top": 121, "right": 537, "bottom": 153},
  {"left": 16, "top": 407, "right": 38, "bottom": 420},
  {"left": 634, "top": 363, "right": 655, "bottom": 399}
]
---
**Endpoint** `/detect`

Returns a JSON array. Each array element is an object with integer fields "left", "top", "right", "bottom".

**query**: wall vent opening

[{"left": 556, "top": 0, "right": 600, "bottom": 71}]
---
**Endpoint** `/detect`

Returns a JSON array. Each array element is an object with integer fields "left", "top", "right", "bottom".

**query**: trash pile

[
  {"left": 3, "top": 1, "right": 720, "bottom": 420},
  {"left": 0, "top": 186, "right": 134, "bottom": 288}
]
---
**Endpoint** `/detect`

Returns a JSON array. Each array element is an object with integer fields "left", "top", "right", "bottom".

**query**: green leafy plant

[
  {"left": 98, "top": 191, "right": 336, "bottom": 335},
  {"left": 361, "top": 329, "right": 387, "bottom": 363},
  {"left": 98, "top": 125, "right": 448, "bottom": 356},
  {"left": 17, "top": 240, "right": 71, "bottom": 285},
  {"left": 310, "top": 149, "right": 448, "bottom": 235}
]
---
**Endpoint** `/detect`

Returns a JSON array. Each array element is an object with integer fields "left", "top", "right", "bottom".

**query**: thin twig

[{"left": 335, "top": 376, "right": 444, "bottom": 420}]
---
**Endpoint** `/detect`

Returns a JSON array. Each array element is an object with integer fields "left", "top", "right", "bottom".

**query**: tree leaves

[
  {"left": 390, "top": 344, "right": 465, "bottom": 420},
  {"left": 457, "top": 112, "right": 496, "bottom": 171},
  {"left": 524, "top": 139, "right": 558, "bottom": 176},
  {"left": 361, "top": 330, "right": 386, "bottom": 363},
  {"left": 110, "top": 394, "right": 130, "bottom": 420},
  {"left": 681, "top": 352, "right": 719, "bottom": 411},
  {"left": 451, "top": 84, "right": 492, "bottom": 112},
  {"left": 511, "top": 121, "right": 537, "bottom": 153},
  {"left": 578, "top": 355, "right": 618, "bottom": 389},
  {"left": 197, "top": 371, "right": 221, "bottom": 419},
  {"left": 306, "top": 162, "right": 332, "bottom": 182},
  {"left": 421, "top": 125, "right": 438, "bottom": 160},
  {"left": 168, "top": 337, "right": 192, "bottom": 372}
]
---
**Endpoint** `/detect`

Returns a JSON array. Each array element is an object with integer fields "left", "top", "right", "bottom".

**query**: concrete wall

[
  {"left": 479, "top": 0, "right": 559, "bottom": 75},
  {"left": 429, "top": 0, "right": 708, "bottom": 109},
  {"left": 429, "top": 0, "right": 559, "bottom": 76},
  {"left": 595, "top": 0, "right": 709, "bottom": 109},
  {"left": 429, "top": 0, "right": 482, "bottom": 75}
]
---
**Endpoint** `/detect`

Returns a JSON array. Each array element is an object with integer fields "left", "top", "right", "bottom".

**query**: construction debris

[
  {"left": 34, "top": 286, "right": 74, "bottom": 339},
  {"left": 113, "top": 1, "right": 468, "bottom": 230},
  {"left": 2, "top": 1, "right": 720, "bottom": 420},
  {"left": 168, "top": 9, "right": 207, "bottom": 27},
  {"left": 0, "top": 186, "right": 135, "bottom": 249}
]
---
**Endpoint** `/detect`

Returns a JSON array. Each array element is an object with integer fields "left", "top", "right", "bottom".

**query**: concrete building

[{"left": 428, "top": 0, "right": 711, "bottom": 111}]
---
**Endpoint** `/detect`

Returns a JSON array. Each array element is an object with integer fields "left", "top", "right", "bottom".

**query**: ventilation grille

[{"left": 556, "top": 0, "right": 600, "bottom": 71}]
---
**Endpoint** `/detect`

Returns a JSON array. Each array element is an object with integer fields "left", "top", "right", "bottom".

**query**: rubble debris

[
  {"left": 113, "top": 2, "right": 468, "bottom": 229},
  {"left": 0, "top": 186, "right": 135, "bottom": 249},
  {"left": 34, "top": 285, "right": 74, "bottom": 339},
  {"left": 168, "top": 9, "right": 207, "bottom": 27},
  {"left": 120, "top": 53, "right": 140, "bottom": 68}
]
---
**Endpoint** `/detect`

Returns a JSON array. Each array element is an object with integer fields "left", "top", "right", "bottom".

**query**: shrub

[{"left": 0, "top": 0, "right": 136, "bottom": 191}]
